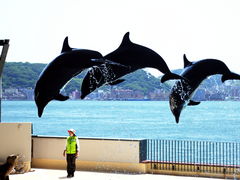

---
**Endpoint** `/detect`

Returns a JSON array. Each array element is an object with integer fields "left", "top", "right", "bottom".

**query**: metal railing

[{"left": 146, "top": 139, "right": 240, "bottom": 175}]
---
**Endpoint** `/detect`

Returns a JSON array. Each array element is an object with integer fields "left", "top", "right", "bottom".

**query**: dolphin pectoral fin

[
  {"left": 221, "top": 72, "right": 240, "bottom": 82},
  {"left": 91, "top": 58, "right": 116, "bottom": 65},
  {"left": 54, "top": 94, "right": 69, "bottom": 101},
  {"left": 105, "top": 59, "right": 130, "bottom": 69},
  {"left": 108, "top": 79, "right": 125, "bottom": 85},
  {"left": 91, "top": 58, "right": 106, "bottom": 63},
  {"left": 91, "top": 58, "right": 129, "bottom": 69},
  {"left": 188, "top": 100, "right": 201, "bottom": 106},
  {"left": 160, "top": 73, "right": 185, "bottom": 83}
]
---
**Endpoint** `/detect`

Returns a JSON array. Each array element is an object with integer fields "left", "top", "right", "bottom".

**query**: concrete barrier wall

[
  {"left": 79, "top": 138, "right": 141, "bottom": 163},
  {"left": 0, "top": 123, "right": 32, "bottom": 172},
  {"left": 32, "top": 136, "right": 143, "bottom": 162},
  {"left": 32, "top": 136, "right": 146, "bottom": 173}
]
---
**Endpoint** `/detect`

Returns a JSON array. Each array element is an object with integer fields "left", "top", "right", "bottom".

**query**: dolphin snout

[
  {"left": 37, "top": 105, "right": 44, "bottom": 118},
  {"left": 174, "top": 111, "right": 180, "bottom": 124},
  {"left": 171, "top": 106, "right": 182, "bottom": 124},
  {"left": 35, "top": 95, "right": 49, "bottom": 117},
  {"left": 169, "top": 96, "right": 183, "bottom": 124}
]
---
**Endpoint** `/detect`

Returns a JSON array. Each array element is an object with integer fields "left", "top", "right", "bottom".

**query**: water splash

[
  {"left": 88, "top": 66, "right": 101, "bottom": 91},
  {"left": 172, "top": 79, "right": 193, "bottom": 102},
  {"left": 88, "top": 64, "right": 117, "bottom": 92},
  {"left": 101, "top": 64, "right": 116, "bottom": 83}
]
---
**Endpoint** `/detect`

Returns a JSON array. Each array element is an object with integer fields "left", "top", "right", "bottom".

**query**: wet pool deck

[{"left": 10, "top": 168, "right": 222, "bottom": 180}]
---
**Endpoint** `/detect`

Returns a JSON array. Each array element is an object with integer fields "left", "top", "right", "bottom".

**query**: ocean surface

[{"left": 2, "top": 100, "right": 240, "bottom": 142}]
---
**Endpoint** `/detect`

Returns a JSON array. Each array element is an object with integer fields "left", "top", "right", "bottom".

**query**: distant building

[
  {"left": 4, "top": 88, "right": 19, "bottom": 94},
  {"left": 3, "top": 88, "right": 26, "bottom": 100},
  {"left": 149, "top": 89, "right": 169, "bottom": 100},
  {"left": 20, "top": 88, "right": 34, "bottom": 100},
  {"left": 111, "top": 89, "right": 134, "bottom": 99},
  {"left": 2, "top": 82, "right": 240, "bottom": 101}
]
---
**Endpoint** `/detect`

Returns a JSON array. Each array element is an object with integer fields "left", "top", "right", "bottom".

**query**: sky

[{"left": 1, "top": 0, "right": 240, "bottom": 77}]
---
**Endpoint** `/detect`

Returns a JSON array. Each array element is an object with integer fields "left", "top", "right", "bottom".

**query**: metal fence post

[{"left": 0, "top": 39, "right": 10, "bottom": 123}]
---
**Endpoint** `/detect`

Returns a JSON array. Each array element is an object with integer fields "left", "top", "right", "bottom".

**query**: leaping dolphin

[
  {"left": 35, "top": 37, "right": 109, "bottom": 117},
  {"left": 169, "top": 54, "right": 240, "bottom": 123},
  {"left": 80, "top": 32, "right": 184, "bottom": 99}
]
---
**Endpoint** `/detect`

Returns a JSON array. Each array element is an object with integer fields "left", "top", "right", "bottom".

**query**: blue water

[{"left": 2, "top": 100, "right": 240, "bottom": 142}]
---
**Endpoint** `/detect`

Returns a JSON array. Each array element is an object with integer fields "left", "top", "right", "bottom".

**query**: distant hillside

[
  {"left": 2, "top": 62, "right": 240, "bottom": 100},
  {"left": 3, "top": 62, "right": 45, "bottom": 89},
  {"left": 2, "top": 62, "right": 164, "bottom": 95}
]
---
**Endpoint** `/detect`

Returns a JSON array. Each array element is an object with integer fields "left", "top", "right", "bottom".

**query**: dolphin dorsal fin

[
  {"left": 119, "top": 32, "right": 132, "bottom": 47},
  {"left": 61, "top": 36, "right": 72, "bottom": 53},
  {"left": 183, "top": 54, "right": 192, "bottom": 68}
]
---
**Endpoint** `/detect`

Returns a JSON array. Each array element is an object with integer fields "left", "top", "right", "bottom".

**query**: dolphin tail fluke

[
  {"left": 221, "top": 72, "right": 240, "bottom": 82},
  {"left": 161, "top": 73, "right": 184, "bottom": 83}
]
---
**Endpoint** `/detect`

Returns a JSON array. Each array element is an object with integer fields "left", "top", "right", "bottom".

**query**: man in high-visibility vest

[{"left": 63, "top": 129, "right": 80, "bottom": 178}]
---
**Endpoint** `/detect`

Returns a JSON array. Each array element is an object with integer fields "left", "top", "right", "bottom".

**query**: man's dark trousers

[{"left": 67, "top": 154, "right": 76, "bottom": 176}]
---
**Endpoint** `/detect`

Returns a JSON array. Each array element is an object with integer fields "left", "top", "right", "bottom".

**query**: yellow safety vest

[{"left": 66, "top": 136, "right": 77, "bottom": 154}]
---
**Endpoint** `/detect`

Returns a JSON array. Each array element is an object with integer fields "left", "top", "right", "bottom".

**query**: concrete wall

[
  {"left": 32, "top": 136, "right": 146, "bottom": 173},
  {"left": 0, "top": 123, "right": 146, "bottom": 173},
  {"left": 0, "top": 123, "right": 32, "bottom": 172}
]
